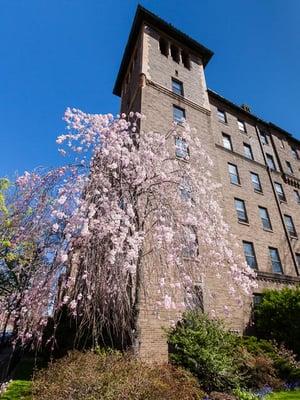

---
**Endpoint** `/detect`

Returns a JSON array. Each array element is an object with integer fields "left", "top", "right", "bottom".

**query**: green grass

[
  {"left": 267, "top": 390, "right": 300, "bottom": 399},
  {"left": 0, "top": 380, "right": 32, "bottom": 400}
]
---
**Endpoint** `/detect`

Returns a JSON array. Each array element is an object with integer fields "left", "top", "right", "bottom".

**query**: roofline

[
  {"left": 113, "top": 5, "right": 214, "bottom": 97},
  {"left": 208, "top": 89, "right": 300, "bottom": 146}
]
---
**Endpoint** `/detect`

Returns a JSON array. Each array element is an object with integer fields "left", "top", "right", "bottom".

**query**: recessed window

[
  {"left": 286, "top": 161, "right": 294, "bottom": 175},
  {"left": 260, "top": 131, "right": 269, "bottom": 145},
  {"left": 291, "top": 147, "right": 299, "bottom": 160},
  {"left": 172, "top": 78, "right": 184, "bottom": 96},
  {"left": 294, "top": 190, "right": 300, "bottom": 204},
  {"left": 296, "top": 253, "right": 300, "bottom": 268},
  {"left": 274, "top": 182, "right": 286, "bottom": 202},
  {"left": 173, "top": 105, "right": 185, "bottom": 123},
  {"left": 250, "top": 172, "right": 262, "bottom": 193},
  {"left": 269, "top": 247, "right": 283, "bottom": 274},
  {"left": 182, "top": 225, "right": 198, "bottom": 258},
  {"left": 266, "top": 154, "right": 276, "bottom": 171},
  {"left": 181, "top": 50, "right": 191, "bottom": 69},
  {"left": 228, "top": 163, "right": 240, "bottom": 185},
  {"left": 217, "top": 109, "right": 227, "bottom": 123},
  {"left": 159, "top": 37, "right": 169, "bottom": 56},
  {"left": 253, "top": 293, "right": 263, "bottom": 306},
  {"left": 222, "top": 133, "right": 232, "bottom": 151},
  {"left": 238, "top": 119, "right": 246, "bottom": 132},
  {"left": 244, "top": 143, "right": 253, "bottom": 160},
  {"left": 243, "top": 241, "right": 258, "bottom": 269},
  {"left": 170, "top": 44, "right": 180, "bottom": 63},
  {"left": 259, "top": 207, "right": 272, "bottom": 230},
  {"left": 175, "top": 137, "right": 189, "bottom": 159},
  {"left": 234, "top": 198, "right": 248, "bottom": 223},
  {"left": 284, "top": 214, "right": 297, "bottom": 237},
  {"left": 179, "top": 177, "right": 192, "bottom": 201}
]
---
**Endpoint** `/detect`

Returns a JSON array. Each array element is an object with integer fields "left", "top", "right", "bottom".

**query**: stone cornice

[
  {"left": 146, "top": 78, "right": 211, "bottom": 116},
  {"left": 215, "top": 144, "right": 268, "bottom": 170},
  {"left": 256, "top": 271, "right": 300, "bottom": 284},
  {"left": 282, "top": 173, "right": 300, "bottom": 189}
]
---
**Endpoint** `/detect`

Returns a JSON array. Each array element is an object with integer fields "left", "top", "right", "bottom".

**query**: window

[
  {"left": 181, "top": 50, "right": 191, "bottom": 69},
  {"left": 243, "top": 241, "right": 258, "bottom": 269},
  {"left": 238, "top": 119, "right": 246, "bottom": 132},
  {"left": 228, "top": 163, "right": 240, "bottom": 185},
  {"left": 159, "top": 37, "right": 169, "bottom": 56},
  {"left": 296, "top": 253, "right": 300, "bottom": 268},
  {"left": 259, "top": 207, "right": 272, "bottom": 230},
  {"left": 253, "top": 293, "right": 263, "bottom": 306},
  {"left": 266, "top": 154, "right": 276, "bottom": 170},
  {"left": 175, "top": 137, "right": 189, "bottom": 159},
  {"left": 291, "top": 147, "right": 299, "bottom": 160},
  {"left": 294, "top": 190, "right": 300, "bottom": 204},
  {"left": 260, "top": 131, "right": 269, "bottom": 145},
  {"left": 234, "top": 198, "right": 248, "bottom": 223},
  {"left": 182, "top": 225, "right": 198, "bottom": 258},
  {"left": 250, "top": 172, "right": 262, "bottom": 193},
  {"left": 172, "top": 78, "right": 184, "bottom": 96},
  {"left": 244, "top": 143, "right": 253, "bottom": 160},
  {"left": 222, "top": 133, "right": 232, "bottom": 151},
  {"left": 274, "top": 182, "right": 286, "bottom": 202},
  {"left": 179, "top": 177, "right": 192, "bottom": 201},
  {"left": 217, "top": 109, "right": 227, "bottom": 123},
  {"left": 170, "top": 44, "right": 180, "bottom": 63},
  {"left": 173, "top": 105, "right": 185, "bottom": 123},
  {"left": 284, "top": 214, "right": 297, "bottom": 237},
  {"left": 269, "top": 247, "right": 283, "bottom": 274},
  {"left": 286, "top": 161, "right": 294, "bottom": 175}
]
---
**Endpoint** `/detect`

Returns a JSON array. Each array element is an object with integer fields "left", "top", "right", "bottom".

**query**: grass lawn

[
  {"left": 267, "top": 390, "right": 300, "bottom": 400},
  {"left": 0, "top": 380, "right": 32, "bottom": 400}
]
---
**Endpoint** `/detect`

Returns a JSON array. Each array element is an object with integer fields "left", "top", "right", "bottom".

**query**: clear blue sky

[{"left": 1, "top": 0, "right": 300, "bottom": 177}]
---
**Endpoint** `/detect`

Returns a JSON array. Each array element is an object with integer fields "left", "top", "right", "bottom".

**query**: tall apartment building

[{"left": 113, "top": 5, "right": 300, "bottom": 361}]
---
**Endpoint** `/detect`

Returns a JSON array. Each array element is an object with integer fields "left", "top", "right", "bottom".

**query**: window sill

[
  {"left": 238, "top": 220, "right": 249, "bottom": 226},
  {"left": 218, "top": 120, "right": 228, "bottom": 125},
  {"left": 289, "top": 235, "right": 298, "bottom": 240},
  {"left": 263, "top": 228, "right": 273, "bottom": 233},
  {"left": 176, "top": 156, "right": 189, "bottom": 163},
  {"left": 254, "top": 189, "right": 264, "bottom": 195},
  {"left": 231, "top": 182, "right": 241, "bottom": 187}
]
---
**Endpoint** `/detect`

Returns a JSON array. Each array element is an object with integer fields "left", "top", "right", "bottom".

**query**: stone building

[{"left": 113, "top": 5, "right": 300, "bottom": 361}]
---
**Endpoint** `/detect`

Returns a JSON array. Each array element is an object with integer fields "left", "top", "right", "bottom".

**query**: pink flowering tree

[{"left": 0, "top": 109, "right": 256, "bottom": 353}]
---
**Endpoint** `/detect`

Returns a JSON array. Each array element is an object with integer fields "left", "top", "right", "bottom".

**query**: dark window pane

[
  {"left": 228, "top": 163, "right": 240, "bottom": 185},
  {"left": 235, "top": 199, "right": 248, "bottom": 222},
  {"left": 244, "top": 143, "right": 253, "bottom": 160},
  {"left": 251, "top": 172, "right": 262, "bottom": 192},
  {"left": 266, "top": 154, "right": 276, "bottom": 170},
  {"left": 284, "top": 215, "right": 297, "bottom": 237},
  {"left": 243, "top": 241, "right": 257, "bottom": 269},
  {"left": 173, "top": 105, "right": 185, "bottom": 123},
  {"left": 259, "top": 207, "right": 272, "bottom": 230},
  {"left": 175, "top": 137, "right": 189, "bottom": 159},
  {"left": 172, "top": 79, "right": 183, "bottom": 96},
  {"left": 269, "top": 247, "right": 283, "bottom": 274}
]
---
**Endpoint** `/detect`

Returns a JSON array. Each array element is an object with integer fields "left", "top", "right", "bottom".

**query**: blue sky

[{"left": 1, "top": 0, "right": 300, "bottom": 177}]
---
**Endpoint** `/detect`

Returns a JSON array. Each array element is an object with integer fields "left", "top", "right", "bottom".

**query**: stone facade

[{"left": 113, "top": 6, "right": 300, "bottom": 361}]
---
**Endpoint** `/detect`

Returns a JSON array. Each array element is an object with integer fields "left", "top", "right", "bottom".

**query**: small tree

[{"left": 254, "top": 287, "right": 300, "bottom": 358}]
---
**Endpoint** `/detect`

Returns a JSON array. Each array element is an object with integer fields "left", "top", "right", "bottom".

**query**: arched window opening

[
  {"left": 159, "top": 37, "right": 169, "bottom": 57},
  {"left": 170, "top": 44, "right": 180, "bottom": 63},
  {"left": 182, "top": 51, "right": 191, "bottom": 69}
]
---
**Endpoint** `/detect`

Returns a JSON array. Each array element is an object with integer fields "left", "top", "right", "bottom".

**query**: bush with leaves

[
  {"left": 32, "top": 349, "right": 203, "bottom": 400},
  {"left": 167, "top": 311, "right": 242, "bottom": 392},
  {"left": 254, "top": 288, "right": 300, "bottom": 358}
]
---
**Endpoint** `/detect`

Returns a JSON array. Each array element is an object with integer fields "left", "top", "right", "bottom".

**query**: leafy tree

[{"left": 254, "top": 287, "right": 300, "bottom": 358}]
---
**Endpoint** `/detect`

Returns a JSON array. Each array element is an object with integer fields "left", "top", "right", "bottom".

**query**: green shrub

[
  {"left": 32, "top": 350, "right": 203, "bottom": 400},
  {"left": 237, "top": 336, "right": 300, "bottom": 384},
  {"left": 0, "top": 380, "right": 32, "bottom": 400},
  {"left": 233, "top": 387, "right": 259, "bottom": 400},
  {"left": 167, "top": 311, "right": 241, "bottom": 392},
  {"left": 254, "top": 288, "right": 300, "bottom": 358}
]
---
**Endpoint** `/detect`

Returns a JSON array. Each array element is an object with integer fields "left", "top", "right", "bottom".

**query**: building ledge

[
  {"left": 282, "top": 173, "right": 300, "bottom": 189},
  {"left": 256, "top": 271, "right": 300, "bottom": 284}
]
